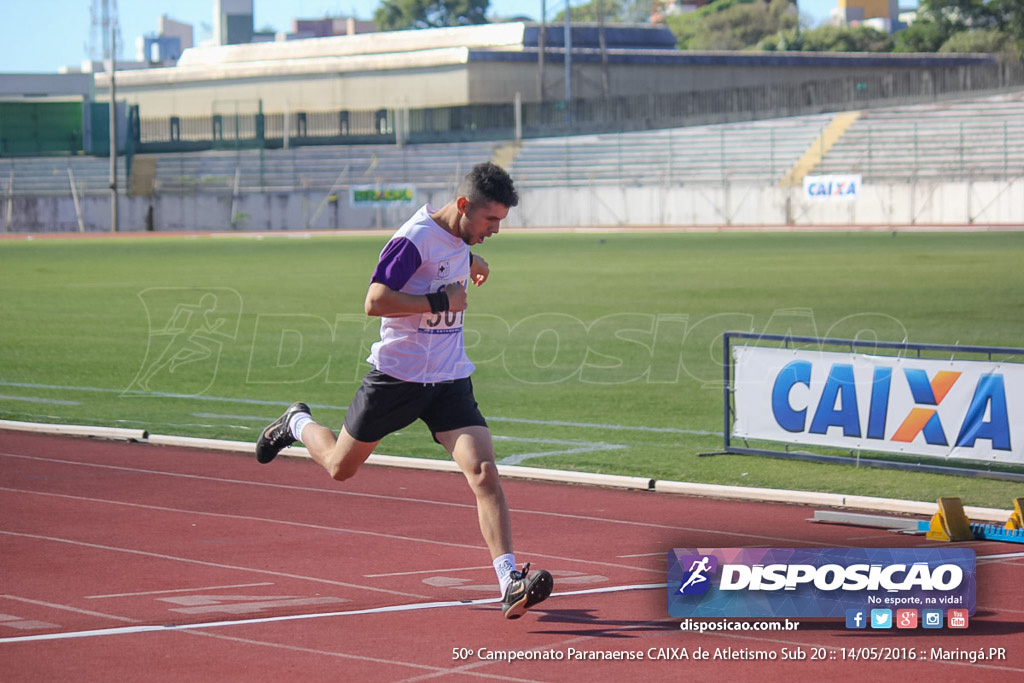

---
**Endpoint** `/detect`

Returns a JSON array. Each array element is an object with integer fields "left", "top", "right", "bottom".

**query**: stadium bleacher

[
  {"left": 0, "top": 141, "right": 500, "bottom": 196},
  {"left": 2, "top": 90, "right": 1021, "bottom": 197},
  {"left": 815, "top": 90, "right": 1024, "bottom": 182},
  {"left": 508, "top": 114, "right": 833, "bottom": 187},
  {"left": 0, "top": 155, "right": 127, "bottom": 196}
]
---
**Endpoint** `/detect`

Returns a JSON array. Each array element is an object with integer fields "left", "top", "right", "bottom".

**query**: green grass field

[{"left": 1, "top": 230, "right": 1022, "bottom": 509}]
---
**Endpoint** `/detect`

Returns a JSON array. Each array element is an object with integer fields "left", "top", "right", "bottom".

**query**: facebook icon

[{"left": 846, "top": 609, "right": 867, "bottom": 629}]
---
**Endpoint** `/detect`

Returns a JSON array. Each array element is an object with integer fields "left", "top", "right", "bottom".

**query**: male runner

[{"left": 255, "top": 162, "right": 553, "bottom": 619}]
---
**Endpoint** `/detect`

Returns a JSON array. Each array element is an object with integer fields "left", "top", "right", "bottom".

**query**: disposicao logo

[
  {"left": 676, "top": 555, "right": 718, "bottom": 596},
  {"left": 667, "top": 548, "right": 976, "bottom": 619}
]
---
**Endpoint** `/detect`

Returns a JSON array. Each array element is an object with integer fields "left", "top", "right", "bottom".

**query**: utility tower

[
  {"left": 89, "top": 0, "right": 122, "bottom": 66},
  {"left": 90, "top": 0, "right": 121, "bottom": 232}
]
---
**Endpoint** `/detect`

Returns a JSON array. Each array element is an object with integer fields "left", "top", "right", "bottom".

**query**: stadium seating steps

[{"left": 2, "top": 91, "right": 1021, "bottom": 195}]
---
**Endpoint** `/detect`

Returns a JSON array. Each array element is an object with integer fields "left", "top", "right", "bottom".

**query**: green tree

[
  {"left": 939, "top": 27, "right": 1016, "bottom": 54},
  {"left": 374, "top": 0, "right": 490, "bottom": 31},
  {"left": 762, "top": 25, "right": 894, "bottom": 52},
  {"left": 666, "top": 0, "right": 798, "bottom": 51},
  {"left": 894, "top": 18, "right": 951, "bottom": 52},
  {"left": 905, "top": 0, "right": 1024, "bottom": 57},
  {"left": 551, "top": 0, "right": 649, "bottom": 23}
]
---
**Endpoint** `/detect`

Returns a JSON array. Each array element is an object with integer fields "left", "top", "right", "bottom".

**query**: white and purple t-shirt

[{"left": 367, "top": 204, "right": 474, "bottom": 383}]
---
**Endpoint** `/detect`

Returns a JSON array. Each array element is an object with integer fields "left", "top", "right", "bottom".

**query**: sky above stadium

[{"left": 2, "top": 1, "right": 861, "bottom": 74}]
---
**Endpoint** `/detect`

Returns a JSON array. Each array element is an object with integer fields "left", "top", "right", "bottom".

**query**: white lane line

[
  {"left": 978, "top": 551, "right": 1024, "bottom": 562},
  {"left": 86, "top": 583, "right": 275, "bottom": 600},
  {"left": 0, "top": 452, "right": 847, "bottom": 548},
  {"left": 0, "top": 583, "right": 663, "bottom": 645},
  {"left": 0, "top": 529, "right": 433, "bottom": 600},
  {"left": 1, "top": 595, "right": 139, "bottom": 623},
  {"left": 182, "top": 631, "right": 507, "bottom": 680},
  {"left": 0, "top": 380, "right": 710, "bottom": 435},
  {"left": 0, "top": 485, "right": 662, "bottom": 574},
  {"left": 0, "top": 395, "right": 80, "bottom": 406},
  {"left": 365, "top": 566, "right": 493, "bottom": 578},
  {"left": 182, "top": 425, "right": 631, "bottom": 464},
  {"left": 490, "top": 416, "right": 716, "bottom": 436},
  {"left": 192, "top": 413, "right": 279, "bottom": 422},
  {"left": 491, "top": 435, "right": 626, "bottom": 464}
]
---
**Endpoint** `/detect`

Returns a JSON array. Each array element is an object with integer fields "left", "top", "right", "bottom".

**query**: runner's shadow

[{"left": 529, "top": 609, "right": 678, "bottom": 638}]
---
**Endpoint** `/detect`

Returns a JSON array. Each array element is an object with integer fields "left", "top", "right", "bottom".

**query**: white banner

[
  {"left": 733, "top": 346, "right": 1022, "bottom": 465},
  {"left": 803, "top": 174, "right": 861, "bottom": 201}
]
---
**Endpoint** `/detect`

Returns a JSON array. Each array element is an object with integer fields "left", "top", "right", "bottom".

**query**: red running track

[{"left": 1, "top": 429, "right": 1022, "bottom": 682}]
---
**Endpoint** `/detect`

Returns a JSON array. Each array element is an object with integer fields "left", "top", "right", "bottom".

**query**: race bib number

[
  {"left": 418, "top": 278, "right": 466, "bottom": 335},
  {"left": 418, "top": 309, "right": 464, "bottom": 335}
]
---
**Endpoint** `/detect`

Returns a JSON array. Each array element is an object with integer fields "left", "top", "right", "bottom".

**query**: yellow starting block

[
  {"left": 1008, "top": 498, "right": 1024, "bottom": 531},
  {"left": 926, "top": 497, "right": 975, "bottom": 542},
  {"left": 920, "top": 497, "right": 1024, "bottom": 544}
]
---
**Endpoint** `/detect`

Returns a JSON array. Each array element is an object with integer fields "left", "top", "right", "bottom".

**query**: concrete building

[
  {"left": 292, "top": 16, "right": 377, "bottom": 39},
  {"left": 92, "top": 21, "right": 997, "bottom": 120},
  {"left": 136, "top": 15, "right": 194, "bottom": 65},
  {"left": 215, "top": 0, "right": 254, "bottom": 46},
  {"left": 832, "top": 0, "right": 902, "bottom": 32}
]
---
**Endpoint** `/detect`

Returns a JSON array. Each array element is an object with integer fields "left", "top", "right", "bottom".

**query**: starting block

[
  {"left": 809, "top": 498, "right": 1024, "bottom": 545},
  {"left": 924, "top": 497, "right": 974, "bottom": 541},
  {"left": 915, "top": 497, "right": 1024, "bottom": 544},
  {"left": 1007, "top": 498, "right": 1023, "bottom": 531}
]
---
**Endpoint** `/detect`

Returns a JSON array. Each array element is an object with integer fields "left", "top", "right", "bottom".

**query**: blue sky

[{"left": 2, "top": 1, "right": 851, "bottom": 74}]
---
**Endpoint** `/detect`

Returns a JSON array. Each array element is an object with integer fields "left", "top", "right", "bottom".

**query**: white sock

[
  {"left": 288, "top": 412, "right": 314, "bottom": 442},
  {"left": 493, "top": 553, "right": 517, "bottom": 597}
]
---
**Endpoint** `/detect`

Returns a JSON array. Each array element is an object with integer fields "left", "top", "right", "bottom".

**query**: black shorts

[{"left": 343, "top": 369, "right": 488, "bottom": 443}]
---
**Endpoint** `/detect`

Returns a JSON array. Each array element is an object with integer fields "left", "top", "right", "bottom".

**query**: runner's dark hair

[{"left": 459, "top": 162, "right": 519, "bottom": 208}]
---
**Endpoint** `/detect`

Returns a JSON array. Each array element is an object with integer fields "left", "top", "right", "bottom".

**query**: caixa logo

[
  {"left": 806, "top": 179, "right": 858, "bottom": 197},
  {"left": 771, "top": 362, "right": 1010, "bottom": 450}
]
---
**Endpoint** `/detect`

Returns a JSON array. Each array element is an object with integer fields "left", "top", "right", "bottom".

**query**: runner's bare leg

[
  {"left": 436, "top": 425, "right": 514, "bottom": 558},
  {"left": 300, "top": 424, "right": 379, "bottom": 482}
]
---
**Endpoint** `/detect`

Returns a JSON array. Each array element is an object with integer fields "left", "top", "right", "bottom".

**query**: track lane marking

[
  {"left": 0, "top": 452, "right": 850, "bottom": 547},
  {"left": 0, "top": 529, "right": 432, "bottom": 600},
  {"left": 1, "top": 595, "right": 139, "bottom": 623},
  {"left": 0, "top": 582, "right": 664, "bottom": 644},
  {"left": 0, "top": 381, "right": 711, "bottom": 435},
  {"left": 1, "top": 486, "right": 662, "bottom": 574},
  {"left": 86, "top": 583, "right": 275, "bottom": 599}
]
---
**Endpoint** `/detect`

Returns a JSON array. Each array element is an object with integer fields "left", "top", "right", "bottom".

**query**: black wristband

[{"left": 426, "top": 291, "right": 449, "bottom": 314}]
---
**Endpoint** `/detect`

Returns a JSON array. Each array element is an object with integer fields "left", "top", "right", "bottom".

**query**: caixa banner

[
  {"left": 732, "top": 346, "right": 1022, "bottom": 465},
  {"left": 667, "top": 548, "right": 976, "bottom": 618},
  {"left": 802, "top": 174, "right": 861, "bottom": 201}
]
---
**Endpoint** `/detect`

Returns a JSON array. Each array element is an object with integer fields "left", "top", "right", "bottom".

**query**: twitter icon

[{"left": 871, "top": 609, "right": 893, "bottom": 629}]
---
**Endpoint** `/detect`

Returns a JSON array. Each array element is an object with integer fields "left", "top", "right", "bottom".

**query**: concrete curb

[{"left": 1, "top": 419, "right": 1012, "bottom": 523}]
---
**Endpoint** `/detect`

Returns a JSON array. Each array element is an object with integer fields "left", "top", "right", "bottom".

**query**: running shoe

[
  {"left": 256, "top": 402, "right": 310, "bottom": 464},
  {"left": 501, "top": 563, "right": 553, "bottom": 619}
]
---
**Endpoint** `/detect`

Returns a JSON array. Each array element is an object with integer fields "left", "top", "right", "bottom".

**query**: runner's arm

[
  {"left": 365, "top": 282, "right": 467, "bottom": 317},
  {"left": 469, "top": 253, "right": 489, "bottom": 286}
]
